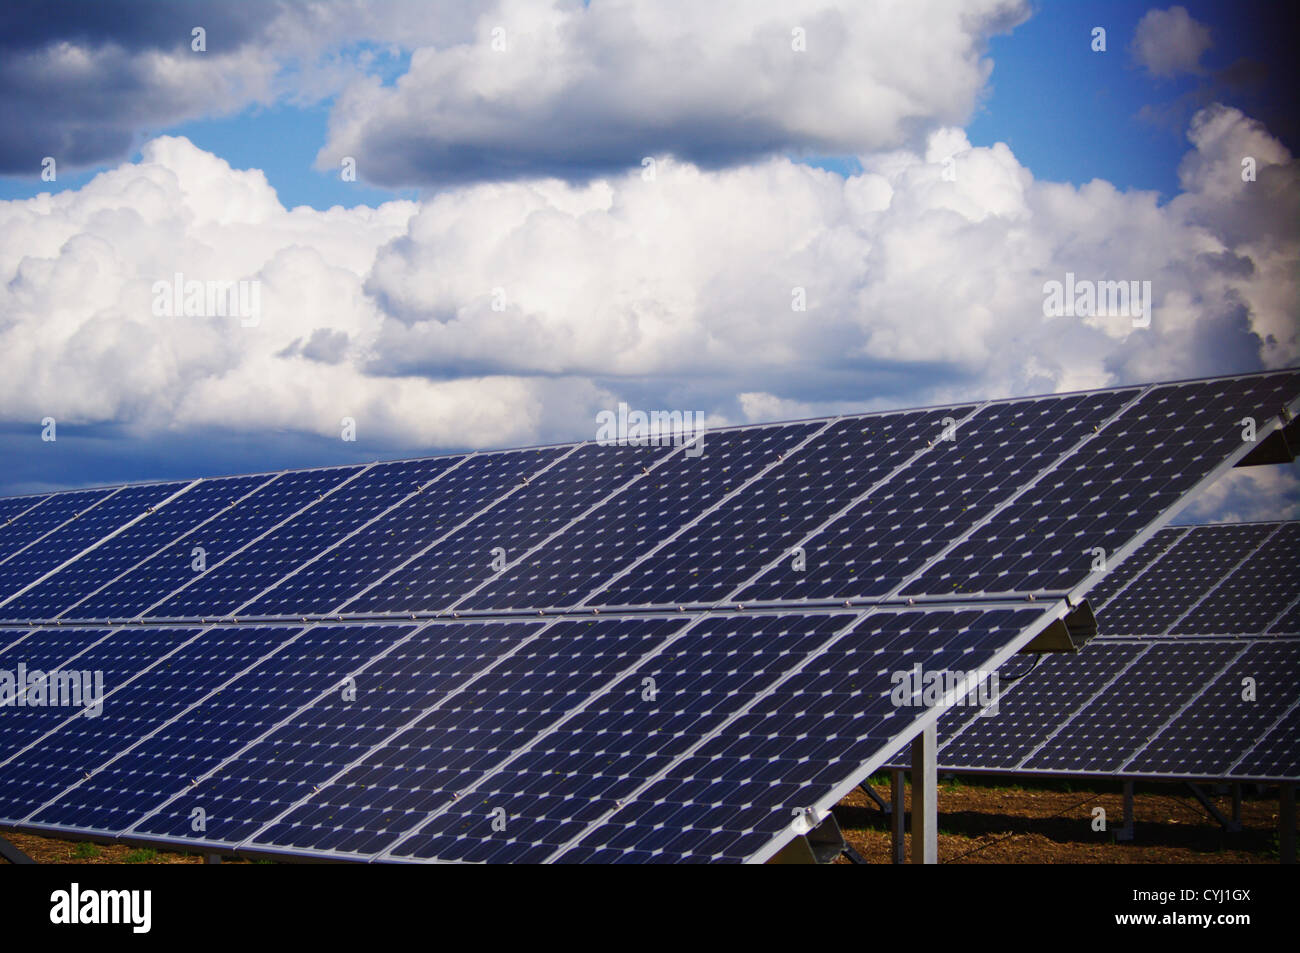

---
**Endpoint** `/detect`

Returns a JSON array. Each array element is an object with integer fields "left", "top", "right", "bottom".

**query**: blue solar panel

[
  {"left": 0, "top": 369, "right": 1294, "bottom": 862},
  {"left": 1126, "top": 640, "right": 1300, "bottom": 776},
  {"left": 247, "top": 616, "right": 687, "bottom": 857},
  {"left": 1082, "top": 526, "right": 1186, "bottom": 613},
  {"left": 0, "top": 496, "right": 50, "bottom": 557},
  {"left": 242, "top": 449, "right": 558, "bottom": 617},
  {"left": 733, "top": 392, "right": 1132, "bottom": 603},
  {"left": 40, "top": 623, "right": 417, "bottom": 835},
  {"left": 0, "top": 624, "right": 292, "bottom": 824},
  {"left": 66, "top": 468, "right": 360, "bottom": 622},
  {"left": 147, "top": 459, "right": 459, "bottom": 620},
  {"left": 0, "top": 489, "right": 115, "bottom": 579},
  {"left": 464, "top": 422, "right": 819, "bottom": 612},
  {"left": 589, "top": 408, "right": 966, "bottom": 608},
  {"left": 1091, "top": 523, "right": 1277, "bottom": 635},
  {"left": 928, "top": 641, "right": 1149, "bottom": 771},
  {"left": 904, "top": 372, "right": 1300, "bottom": 597},
  {"left": 348, "top": 443, "right": 677, "bottom": 615},
  {"left": 130, "top": 618, "right": 544, "bottom": 849},
  {"left": 0, "top": 476, "right": 267, "bottom": 623},
  {"left": 1176, "top": 522, "right": 1300, "bottom": 635},
  {"left": 0, "top": 482, "right": 191, "bottom": 612},
  {"left": 0, "top": 627, "right": 201, "bottom": 776},
  {"left": 532, "top": 606, "right": 1044, "bottom": 863}
]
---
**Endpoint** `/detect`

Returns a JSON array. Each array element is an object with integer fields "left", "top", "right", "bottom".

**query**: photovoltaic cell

[
  {"left": 904, "top": 372, "right": 1300, "bottom": 597},
  {"left": 1125, "top": 640, "right": 1300, "bottom": 776},
  {"left": 67, "top": 467, "right": 361, "bottom": 621},
  {"left": 147, "top": 459, "right": 459, "bottom": 620},
  {"left": 590, "top": 408, "right": 964, "bottom": 608},
  {"left": 1022, "top": 641, "right": 1244, "bottom": 773},
  {"left": 132, "top": 619, "right": 545, "bottom": 848},
  {"left": 734, "top": 392, "right": 1131, "bottom": 603},
  {"left": 931, "top": 641, "right": 1149, "bottom": 771},
  {"left": 1092, "top": 523, "right": 1276, "bottom": 635},
  {"left": 0, "top": 476, "right": 267, "bottom": 622},
  {"left": 0, "top": 627, "right": 201, "bottom": 779},
  {"left": 0, "top": 624, "right": 297, "bottom": 824},
  {"left": 243, "top": 450, "right": 557, "bottom": 617},
  {"left": 1175, "top": 522, "right": 1300, "bottom": 635},
  {"left": 347, "top": 442, "right": 675, "bottom": 615},
  {"left": 465, "top": 422, "right": 819, "bottom": 612},
  {"left": 1082, "top": 526, "right": 1186, "bottom": 613},
  {"left": 31, "top": 624, "right": 415, "bottom": 834},
  {"left": 538, "top": 606, "right": 1044, "bottom": 863},
  {"left": 0, "top": 489, "right": 115, "bottom": 579}
]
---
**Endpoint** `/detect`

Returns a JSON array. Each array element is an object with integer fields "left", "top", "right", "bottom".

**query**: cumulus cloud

[
  {"left": 0, "top": 0, "right": 480, "bottom": 174},
  {"left": 1131, "top": 6, "right": 1212, "bottom": 78},
  {"left": 0, "top": 104, "right": 1295, "bottom": 488},
  {"left": 1175, "top": 465, "right": 1300, "bottom": 523},
  {"left": 318, "top": 0, "right": 1030, "bottom": 187}
]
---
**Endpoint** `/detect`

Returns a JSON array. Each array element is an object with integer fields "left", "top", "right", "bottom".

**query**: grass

[{"left": 123, "top": 848, "right": 158, "bottom": 863}]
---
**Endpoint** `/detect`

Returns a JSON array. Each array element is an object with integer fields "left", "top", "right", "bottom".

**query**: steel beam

[{"left": 910, "top": 725, "right": 937, "bottom": 864}]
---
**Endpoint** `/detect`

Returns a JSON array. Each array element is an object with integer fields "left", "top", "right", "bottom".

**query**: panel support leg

[
  {"left": 1232, "top": 783, "right": 1242, "bottom": 828},
  {"left": 910, "top": 725, "right": 937, "bottom": 864},
  {"left": 890, "top": 769, "right": 906, "bottom": 865},
  {"left": 859, "top": 780, "right": 891, "bottom": 816},
  {"left": 1185, "top": 782, "right": 1240, "bottom": 832},
  {"left": 1117, "top": 780, "right": 1135, "bottom": 842},
  {"left": 204, "top": 853, "right": 222, "bottom": 864},
  {"left": 1281, "top": 783, "right": 1296, "bottom": 865},
  {"left": 0, "top": 834, "right": 35, "bottom": 864}
]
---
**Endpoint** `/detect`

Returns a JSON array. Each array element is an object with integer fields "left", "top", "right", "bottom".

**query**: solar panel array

[
  {"left": 0, "top": 369, "right": 1296, "bottom": 861},
  {"left": 887, "top": 520, "right": 1300, "bottom": 782}
]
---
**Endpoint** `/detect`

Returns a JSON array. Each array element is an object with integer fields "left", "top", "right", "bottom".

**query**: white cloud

[
  {"left": 0, "top": 105, "right": 1295, "bottom": 468},
  {"left": 318, "top": 0, "right": 1031, "bottom": 186},
  {"left": 1175, "top": 465, "right": 1300, "bottom": 524},
  {"left": 1131, "top": 6, "right": 1212, "bottom": 78}
]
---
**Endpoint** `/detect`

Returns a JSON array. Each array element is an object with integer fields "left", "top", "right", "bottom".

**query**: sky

[{"left": 0, "top": 0, "right": 1296, "bottom": 521}]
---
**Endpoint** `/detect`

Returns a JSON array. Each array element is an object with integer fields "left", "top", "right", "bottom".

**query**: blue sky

[
  {"left": 1, "top": 1, "right": 1291, "bottom": 208},
  {"left": 0, "top": 0, "right": 1295, "bottom": 518}
]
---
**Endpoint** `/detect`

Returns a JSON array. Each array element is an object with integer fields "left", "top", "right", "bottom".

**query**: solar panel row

[
  {"left": 0, "top": 369, "right": 1296, "bottom": 862},
  {"left": 886, "top": 520, "right": 1300, "bottom": 782},
  {"left": 2, "top": 606, "right": 1053, "bottom": 862},
  {"left": 0, "top": 371, "right": 1293, "bottom": 626}
]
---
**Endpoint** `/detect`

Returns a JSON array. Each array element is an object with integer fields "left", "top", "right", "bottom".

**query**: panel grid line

[
  {"left": 0, "top": 480, "right": 201, "bottom": 613},
  {"left": 227, "top": 452, "right": 477, "bottom": 620},
  {"left": 1009, "top": 641, "right": 1157, "bottom": 771},
  {"left": 573, "top": 417, "right": 843, "bottom": 610},
  {"left": 1157, "top": 523, "right": 1285, "bottom": 635},
  {"left": 719, "top": 402, "right": 991, "bottom": 605},
  {"left": 1114, "top": 643, "right": 1252, "bottom": 774},
  {"left": 141, "top": 464, "right": 378, "bottom": 623},
  {"left": 881, "top": 386, "right": 1152, "bottom": 601},
  {"left": 331, "top": 444, "right": 588, "bottom": 616},
  {"left": 0, "top": 486, "right": 128, "bottom": 570},
  {"left": 17, "top": 622, "right": 315, "bottom": 825},
  {"left": 119, "top": 619, "right": 456, "bottom": 842},
  {"left": 52, "top": 473, "right": 282, "bottom": 623}
]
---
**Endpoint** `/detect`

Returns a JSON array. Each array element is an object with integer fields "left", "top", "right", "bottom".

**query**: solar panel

[
  {"left": 0, "top": 368, "right": 1296, "bottom": 862},
  {"left": 885, "top": 520, "right": 1300, "bottom": 782}
]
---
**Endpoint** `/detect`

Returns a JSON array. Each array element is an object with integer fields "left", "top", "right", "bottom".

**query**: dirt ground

[
  {"left": 1, "top": 775, "right": 1287, "bottom": 863},
  {"left": 834, "top": 775, "right": 1286, "bottom": 863}
]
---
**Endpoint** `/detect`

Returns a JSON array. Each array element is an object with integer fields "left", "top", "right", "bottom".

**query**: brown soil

[{"left": 834, "top": 776, "right": 1284, "bottom": 863}]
